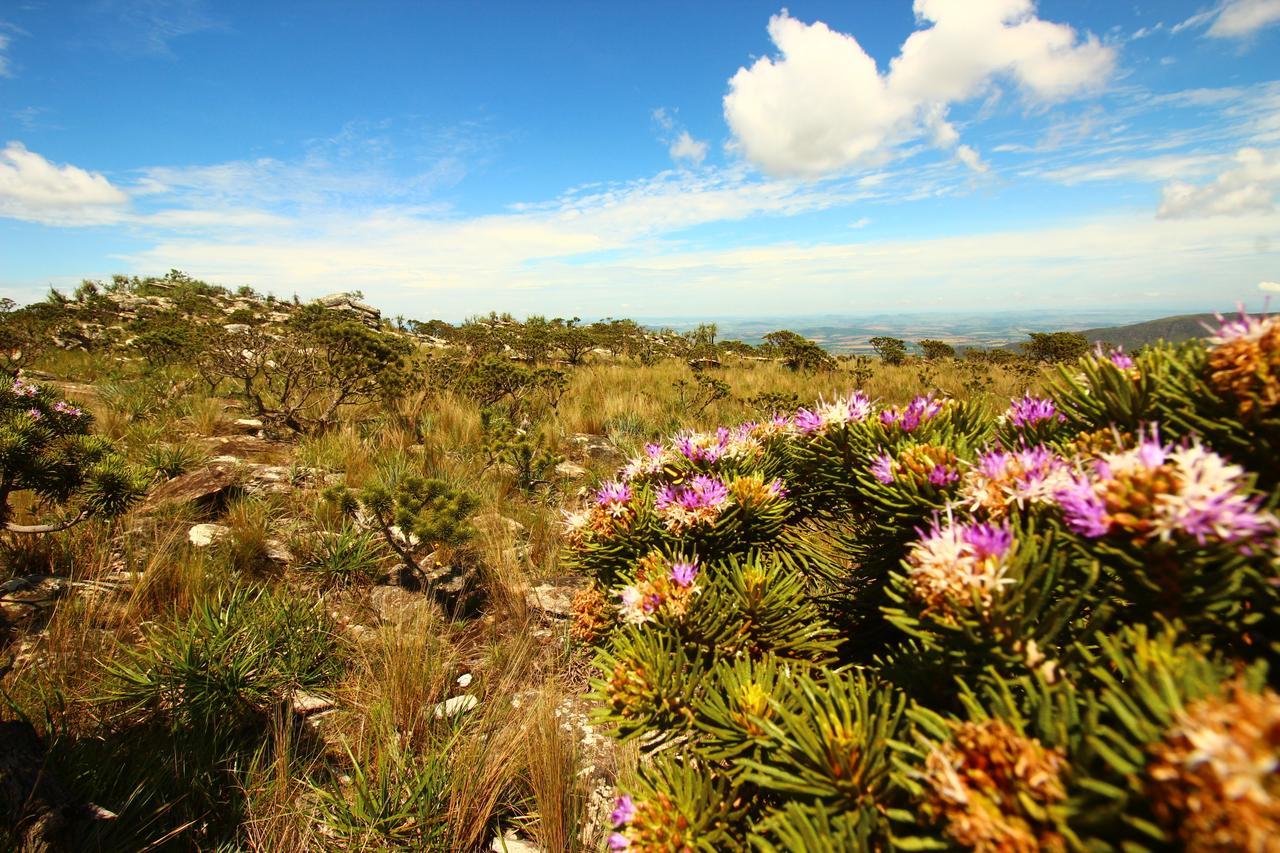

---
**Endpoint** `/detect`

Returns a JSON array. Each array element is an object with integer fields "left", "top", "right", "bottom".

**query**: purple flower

[
  {"left": 596, "top": 481, "right": 632, "bottom": 517},
  {"left": 767, "top": 478, "right": 787, "bottom": 498},
  {"left": 881, "top": 395, "right": 945, "bottom": 433},
  {"left": 961, "top": 523, "right": 1014, "bottom": 559},
  {"left": 1108, "top": 349, "right": 1134, "bottom": 369},
  {"left": 1055, "top": 478, "right": 1111, "bottom": 538},
  {"left": 870, "top": 452, "right": 895, "bottom": 484},
  {"left": 608, "top": 832, "right": 630, "bottom": 850},
  {"left": 670, "top": 561, "right": 698, "bottom": 588},
  {"left": 26, "top": 408, "right": 41, "bottom": 420},
  {"left": 928, "top": 464, "right": 959, "bottom": 486},
  {"left": 794, "top": 408, "right": 823, "bottom": 435},
  {"left": 680, "top": 475, "right": 728, "bottom": 509},
  {"left": 655, "top": 484, "right": 678, "bottom": 511},
  {"left": 52, "top": 401, "right": 82, "bottom": 417},
  {"left": 611, "top": 795, "right": 635, "bottom": 827},
  {"left": 1007, "top": 394, "right": 1065, "bottom": 429},
  {"left": 10, "top": 379, "right": 37, "bottom": 398},
  {"left": 644, "top": 443, "right": 663, "bottom": 459}
]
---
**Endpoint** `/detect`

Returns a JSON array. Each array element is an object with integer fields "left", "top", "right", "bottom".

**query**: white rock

[
  {"left": 233, "top": 417, "right": 264, "bottom": 433},
  {"left": 433, "top": 694, "right": 479, "bottom": 719},
  {"left": 188, "top": 523, "right": 230, "bottom": 547},
  {"left": 456, "top": 673, "right": 473, "bottom": 688},
  {"left": 288, "top": 690, "right": 335, "bottom": 716},
  {"left": 490, "top": 831, "right": 544, "bottom": 852},
  {"left": 554, "top": 461, "right": 588, "bottom": 479}
]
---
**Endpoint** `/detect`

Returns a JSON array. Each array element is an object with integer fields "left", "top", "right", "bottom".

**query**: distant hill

[{"left": 1077, "top": 313, "right": 1225, "bottom": 351}]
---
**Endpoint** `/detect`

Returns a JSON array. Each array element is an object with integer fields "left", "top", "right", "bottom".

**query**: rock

[
  {"left": 554, "top": 461, "right": 588, "bottom": 479},
  {"left": 316, "top": 292, "right": 381, "bottom": 327},
  {"left": 288, "top": 690, "right": 335, "bottom": 717},
  {"left": 490, "top": 831, "right": 544, "bottom": 852},
  {"left": 432, "top": 695, "right": 478, "bottom": 719},
  {"left": 457, "top": 673, "right": 473, "bottom": 688},
  {"left": 525, "top": 581, "right": 584, "bottom": 619},
  {"left": 0, "top": 575, "right": 69, "bottom": 609},
  {"left": 264, "top": 539, "right": 294, "bottom": 566},
  {"left": 222, "top": 323, "right": 252, "bottom": 334},
  {"left": 188, "top": 523, "right": 230, "bottom": 547},
  {"left": 142, "top": 463, "right": 242, "bottom": 513},
  {"left": 232, "top": 417, "right": 264, "bottom": 433},
  {"left": 368, "top": 585, "right": 438, "bottom": 626},
  {"left": 473, "top": 513, "right": 526, "bottom": 539},
  {"left": 567, "top": 433, "right": 620, "bottom": 463}
]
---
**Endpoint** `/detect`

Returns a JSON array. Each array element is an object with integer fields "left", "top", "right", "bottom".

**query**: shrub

[
  {"left": 918, "top": 338, "right": 956, "bottom": 360},
  {"left": 869, "top": 335, "right": 909, "bottom": 365},
  {"left": 567, "top": 318, "right": 1280, "bottom": 848},
  {"left": 0, "top": 374, "right": 145, "bottom": 533},
  {"left": 1023, "top": 330, "right": 1089, "bottom": 363},
  {"left": 762, "top": 330, "right": 835, "bottom": 372}
]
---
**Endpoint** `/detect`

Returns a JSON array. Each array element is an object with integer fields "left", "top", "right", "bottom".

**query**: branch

[{"left": 5, "top": 510, "right": 91, "bottom": 535}]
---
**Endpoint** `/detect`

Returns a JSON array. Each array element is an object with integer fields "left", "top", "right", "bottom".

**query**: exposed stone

[
  {"left": 142, "top": 463, "right": 241, "bottom": 513},
  {"left": 288, "top": 690, "right": 335, "bottom": 717},
  {"left": 222, "top": 323, "right": 252, "bottom": 334},
  {"left": 473, "top": 513, "right": 526, "bottom": 539},
  {"left": 188, "top": 523, "right": 230, "bottom": 547},
  {"left": 432, "top": 694, "right": 478, "bottom": 719},
  {"left": 232, "top": 417, "right": 264, "bottom": 433},
  {"left": 368, "top": 585, "right": 439, "bottom": 626},
  {"left": 554, "top": 461, "right": 588, "bottom": 479},
  {"left": 567, "top": 433, "right": 620, "bottom": 463},
  {"left": 526, "top": 580, "right": 584, "bottom": 619},
  {"left": 490, "top": 831, "right": 544, "bottom": 852},
  {"left": 264, "top": 538, "right": 294, "bottom": 566}
]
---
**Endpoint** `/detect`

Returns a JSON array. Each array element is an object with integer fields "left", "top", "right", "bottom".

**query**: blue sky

[{"left": 1, "top": 0, "right": 1278, "bottom": 321}]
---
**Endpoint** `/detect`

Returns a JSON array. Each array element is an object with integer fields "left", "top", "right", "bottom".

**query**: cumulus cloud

[
  {"left": 1206, "top": 0, "right": 1280, "bottom": 38},
  {"left": 723, "top": 1, "right": 1115, "bottom": 177},
  {"left": 669, "top": 131, "right": 709, "bottom": 166},
  {"left": 0, "top": 142, "right": 129, "bottom": 225},
  {"left": 1157, "top": 147, "right": 1280, "bottom": 218}
]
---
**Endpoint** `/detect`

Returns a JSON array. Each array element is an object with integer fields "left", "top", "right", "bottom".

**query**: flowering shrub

[
  {"left": 0, "top": 372, "right": 144, "bottom": 532},
  {"left": 565, "top": 320, "right": 1280, "bottom": 850}
]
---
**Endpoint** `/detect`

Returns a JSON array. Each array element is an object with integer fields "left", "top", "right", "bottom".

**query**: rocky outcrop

[{"left": 315, "top": 292, "right": 381, "bottom": 328}]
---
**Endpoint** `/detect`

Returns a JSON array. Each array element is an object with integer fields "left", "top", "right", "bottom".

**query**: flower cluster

[
  {"left": 793, "top": 392, "right": 873, "bottom": 435},
  {"left": 9, "top": 375, "right": 38, "bottom": 398},
  {"left": 655, "top": 476, "right": 729, "bottom": 532},
  {"left": 881, "top": 444, "right": 961, "bottom": 489},
  {"left": 1146, "top": 685, "right": 1280, "bottom": 850},
  {"left": 880, "top": 394, "right": 946, "bottom": 433},
  {"left": 1005, "top": 394, "right": 1065, "bottom": 430},
  {"left": 958, "top": 446, "right": 1074, "bottom": 518},
  {"left": 617, "top": 553, "right": 701, "bottom": 624},
  {"left": 1054, "top": 435, "right": 1275, "bottom": 546},
  {"left": 1206, "top": 310, "right": 1280, "bottom": 417},
  {"left": 919, "top": 720, "right": 1068, "bottom": 852},
  {"left": 905, "top": 518, "right": 1016, "bottom": 620},
  {"left": 51, "top": 400, "right": 83, "bottom": 417}
]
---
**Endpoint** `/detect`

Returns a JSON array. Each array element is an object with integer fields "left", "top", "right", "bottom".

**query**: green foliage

[
  {"left": 569, "top": 319, "right": 1280, "bottom": 849},
  {"left": 298, "top": 524, "right": 387, "bottom": 588},
  {"left": 869, "top": 336, "right": 908, "bottom": 365},
  {"left": 1023, "top": 331, "right": 1089, "bottom": 363},
  {"left": 763, "top": 330, "right": 835, "bottom": 372},
  {"left": 672, "top": 372, "right": 731, "bottom": 415},
  {"left": 0, "top": 374, "right": 146, "bottom": 532},
  {"left": 917, "top": 339, "right": 956, "bottom": 360},
  {"left": 100, "top": 586, "right": 341, "bottom": 728},
  {"left": 482, "top": 409, "right": 562, "bottom": 493},
  {"left": 310, "top": 740, "right": 452, "bottom": 848}
]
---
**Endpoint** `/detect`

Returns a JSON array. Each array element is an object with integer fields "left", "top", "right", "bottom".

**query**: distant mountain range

[
  {"left": 643, "top": 309, "right": 1243, "bottom": 354},
  {"left": 1075, "top": 313, "right": 1224, "bottom": 351}
]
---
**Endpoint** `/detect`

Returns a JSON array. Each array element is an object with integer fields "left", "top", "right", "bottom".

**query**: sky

[{"left": 0, "top": 0, "right": 1279, "bottom": 321}]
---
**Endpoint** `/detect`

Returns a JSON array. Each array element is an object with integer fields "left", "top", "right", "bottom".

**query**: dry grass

[{"left": 0, "top": 345, "right": 1044, "bottom": 850}]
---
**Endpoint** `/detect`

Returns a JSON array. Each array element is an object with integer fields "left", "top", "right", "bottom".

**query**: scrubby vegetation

[{"left": 0, "top": 272, "right": 1272, "bottom": 851}]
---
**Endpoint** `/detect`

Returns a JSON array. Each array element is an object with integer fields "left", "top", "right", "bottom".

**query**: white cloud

[
  {"left": 0, "top": 142, "right": 129, "bottom": 225},
  {"left": 0, "top": 30, "right": 12, "bottom": 78},
  {"left": 669, "top": 131, "right": 709, "bottom": 166},
  {"left": 723, "top": 1, "right": 1114, "bottom": 177},
  {"left": 1207, "top": 0, "right": 1280, "bottom": 37},
  {"left": 651, "top": 108, "right": 709, "bottom": 167},
  {"left": 1157, "top": 147, "right": 1280, "bottom": 218}
]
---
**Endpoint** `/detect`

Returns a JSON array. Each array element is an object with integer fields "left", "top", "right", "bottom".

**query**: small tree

[
  {"left": 764, "top": 331, "right": 835, "bottom": 372},
  {"left": 326, "top": 475, "right": 478, "bottom": 582},
  {"left": 1023, "top": 331, "right": 1089, "bottom": 363},
  {"left": 556, "top": 318, "right": 595, "bottom": 366},
  {"left": 918, "top": 339, "right": 956, "bottom": 361},
  {"left": 0, "top": 376, "right": 145, "bottom": 533},
  {"left": 869, "top": 336, "right": 908, "bottom": 366}
]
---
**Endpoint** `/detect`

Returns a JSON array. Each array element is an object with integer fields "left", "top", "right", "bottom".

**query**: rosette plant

[{"left": 0, "top": 373, "right": 145, "bottom": 533}]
